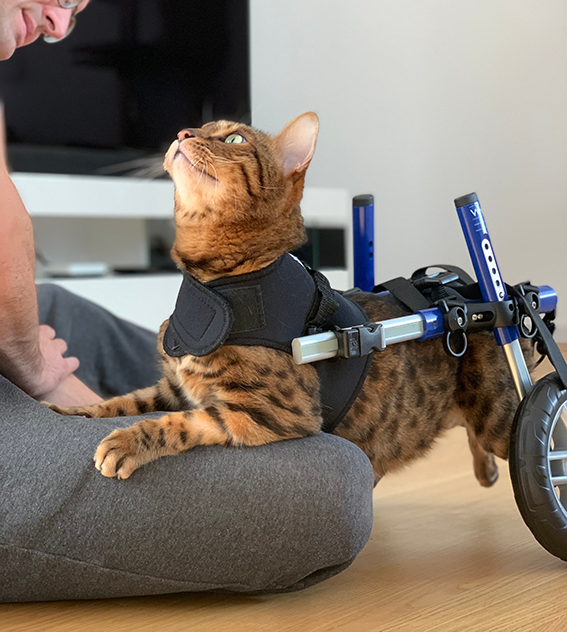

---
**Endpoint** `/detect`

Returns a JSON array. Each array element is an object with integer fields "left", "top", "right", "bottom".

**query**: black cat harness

[{"left": 163, "top": 254, "right": 373, "bottom": 433}]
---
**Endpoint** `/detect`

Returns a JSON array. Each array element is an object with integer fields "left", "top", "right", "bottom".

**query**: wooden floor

[{"left": 3, "top": 347, "right": 567, "bottom": 632}]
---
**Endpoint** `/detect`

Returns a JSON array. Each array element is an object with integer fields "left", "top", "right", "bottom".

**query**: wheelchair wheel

[{"left": 509, "top": 372, "right": 567, "bottom": 561}]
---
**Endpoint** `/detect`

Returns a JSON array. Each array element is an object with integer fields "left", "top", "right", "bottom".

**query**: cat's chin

[
  {"left": 164, "top": 146, "right": 200, "bottom": 179},
  {"left": 163, "top": 142, "right": 178, "bottom": 174}
]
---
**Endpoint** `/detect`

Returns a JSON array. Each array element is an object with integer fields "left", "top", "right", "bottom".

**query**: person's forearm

[
  {"left": 0, "top": 168, "right": 43, "bottom": 389},
  {"left": 42, "top": 373, "right": 104, "bottom": 407}
]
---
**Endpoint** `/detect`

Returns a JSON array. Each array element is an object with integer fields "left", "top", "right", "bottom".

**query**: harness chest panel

[{"left": 163, "top": 254, "right": 372, "bottom": 432}]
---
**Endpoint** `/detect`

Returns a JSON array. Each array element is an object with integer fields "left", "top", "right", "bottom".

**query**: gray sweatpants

[{"left": 0, "top": 285, "right": 374, "bottom": 601}]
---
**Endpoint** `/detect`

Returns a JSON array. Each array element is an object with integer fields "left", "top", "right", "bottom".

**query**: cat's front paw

[
  {"left": 43, "top": 402, "right": 93, "bottom": 417},
  {"left": 94, "top": 428, "right": 146, "bottom": 479}
]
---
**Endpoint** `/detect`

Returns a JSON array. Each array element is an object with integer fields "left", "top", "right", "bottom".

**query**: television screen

[{"left": 0, "top": 0, "right": 250, "bottom": 176}]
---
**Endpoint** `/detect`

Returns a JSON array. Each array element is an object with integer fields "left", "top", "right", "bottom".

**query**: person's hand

[{"left": 26, "top": 325, "right": 81, "bottom": 400}]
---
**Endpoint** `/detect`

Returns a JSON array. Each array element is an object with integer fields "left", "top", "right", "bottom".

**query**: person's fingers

[
  {"left": 54, "top": 336, "right": 68, "bottom": 355},
  {"left": 64, "top": 356, "right": 80, "bottom": 374},
  {"left": 39, "top": 324, "right": 56, "bottom": 339}
]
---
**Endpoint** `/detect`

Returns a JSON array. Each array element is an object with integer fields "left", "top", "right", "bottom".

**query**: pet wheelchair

[{"left": 292, "top": 192, "right": 567, "bottom": 562}]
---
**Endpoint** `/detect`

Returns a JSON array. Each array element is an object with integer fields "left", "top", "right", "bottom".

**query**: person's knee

[
  {"left": 37, "top": 283, "right": 89, "bottom": 333},
  {"left": 323, "top": 439, "right": 375, "bottom": 559},
  {"left": 37, "top": 282, "right": 75, "bottom": 309}
]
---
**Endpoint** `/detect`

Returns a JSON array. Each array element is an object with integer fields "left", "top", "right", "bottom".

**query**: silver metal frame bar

[
  {"left": 292, "top": 314, "right": 426, "bottom": 365},
  {"left": 292, "top": 331, "right": 338, "bottom": 365},
  {"left": 502, "top": 339, "right": 533, "bottom": 400},
  {"left": 380, "top": 314, "right": 426, "bottom": 345}
]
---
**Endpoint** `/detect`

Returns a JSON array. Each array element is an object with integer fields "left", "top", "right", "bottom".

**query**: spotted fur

[{"left": 48, "top": 112, "right": 533, "bottom": 483}]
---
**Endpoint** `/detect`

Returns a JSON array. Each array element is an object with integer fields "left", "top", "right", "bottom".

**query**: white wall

[{"left": 250, "top": 0, "right": 567, "bottom": 340}]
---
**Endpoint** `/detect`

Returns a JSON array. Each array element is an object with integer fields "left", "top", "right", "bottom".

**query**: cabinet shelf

[{"left": 23, "top": 173, "right": 351, "bottom": 331}]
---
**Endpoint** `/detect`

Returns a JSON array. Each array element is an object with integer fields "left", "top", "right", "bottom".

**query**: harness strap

[
  {"left": 508, "top": 286, "right": 567, "bottom": 391},
  {"left": 306, "top": 269, "right": 339, "bottom": 329},
  {"left": 372, "top": 277, "right": 430, "bottom": 312},
  {"left": 411, "top": 264, "right": 475, "bottom": 286}
]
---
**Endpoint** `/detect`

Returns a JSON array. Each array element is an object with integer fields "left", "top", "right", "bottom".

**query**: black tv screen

[{"left": 0, "top": 0, "right": 250, "bottom": 176}]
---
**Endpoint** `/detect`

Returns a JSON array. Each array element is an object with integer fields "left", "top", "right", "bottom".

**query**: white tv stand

[{"left": 14, "top": 173, "right": 351, "bottom": 332}]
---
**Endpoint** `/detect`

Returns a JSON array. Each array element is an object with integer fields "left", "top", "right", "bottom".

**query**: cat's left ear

[{"left": 274, "top": 112, "right": 319, "bottom": 177}]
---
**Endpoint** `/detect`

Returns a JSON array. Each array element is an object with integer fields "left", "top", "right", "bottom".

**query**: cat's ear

[{"left": 274, "top": 112, "right": 319, "bottom": 177}]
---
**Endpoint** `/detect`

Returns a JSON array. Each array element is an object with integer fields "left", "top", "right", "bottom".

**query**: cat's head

[{"left": 163, "top": 112, "right": 319, "bottom": 281}]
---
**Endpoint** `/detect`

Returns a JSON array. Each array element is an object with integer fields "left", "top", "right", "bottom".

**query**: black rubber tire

[{"left": 509, "top": 372, "right": 567, "bottom": 561}]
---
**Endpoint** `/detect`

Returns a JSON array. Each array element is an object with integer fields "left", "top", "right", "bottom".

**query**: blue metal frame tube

[
  {"left": 454, "top": 193, "right": 519, "bottom": 346},
  {"left": 352, "top": 194, "right": 375, "bottom": 291}
]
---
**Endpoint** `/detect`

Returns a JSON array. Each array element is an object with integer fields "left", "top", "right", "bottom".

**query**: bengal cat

[{"left": 47, "top": 112, "right": 533, "bottom": 484}]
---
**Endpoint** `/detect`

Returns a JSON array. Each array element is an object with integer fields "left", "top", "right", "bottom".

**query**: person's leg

[
  {"left": 0, "top": 375, "right": 374, "bottom": 602},
  {"left": 37, "top": 284, "right": 161, "bottom": 398}
]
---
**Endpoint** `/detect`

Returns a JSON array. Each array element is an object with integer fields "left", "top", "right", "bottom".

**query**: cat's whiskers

[
  {"left": 97, "top": 155, "right": 165, "bottom": 179},
  {"left": 213, "top": 156, "right": 245, "bottom": 165},
  {"left": 189, "top": 157, "right": 206, "bottom": 195},
  {"left": 207, "top": 160, "right": 219, "bottom": 197},
  {"left": 130, "top": 165, "right": 166, "bottom": 179}
]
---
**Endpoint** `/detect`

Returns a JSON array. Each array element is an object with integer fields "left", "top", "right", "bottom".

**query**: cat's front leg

[
  {"left": 94, "top": 408, "right": 228, "bottom": 479},
  {"left": 45, "top": 377, "right": 188, "bottom": 419},
  {"left": 46, "top": 401, "right": 101, "bottom": 418},
  {"left": 94, "top": 390, "right": 322, "bottom": 479}
]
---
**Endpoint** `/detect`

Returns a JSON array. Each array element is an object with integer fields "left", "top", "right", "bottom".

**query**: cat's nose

[{"left": 177, "top": 129, "right": 195, "bottom": 141}]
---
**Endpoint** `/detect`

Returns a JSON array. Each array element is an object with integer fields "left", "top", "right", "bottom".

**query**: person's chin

[
  {"left": 0, "top": 19, "right": 23, "bottom": 58},
  {"left": 0, "top": 40, "right": 17, "bottom": 60}
]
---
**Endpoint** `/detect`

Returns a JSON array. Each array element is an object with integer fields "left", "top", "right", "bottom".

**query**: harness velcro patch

[
  {"left": 163, "top": 273, "right": 234, "bottom": 357},
  {"left": 215, "top": 285, "right": 265, "bottom": 334}
]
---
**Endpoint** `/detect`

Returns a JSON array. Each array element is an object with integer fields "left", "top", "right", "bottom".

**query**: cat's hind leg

[
  {"left": 465, "top": 424, "right": 499, "bottom": 487},
  {"left": 454, "top": 338, "right": 524, "bottom": 486}
]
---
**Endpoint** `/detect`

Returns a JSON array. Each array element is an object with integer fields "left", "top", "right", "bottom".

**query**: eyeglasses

[{"left": 43, "top": 0, "right": 83, "bottom": 44}]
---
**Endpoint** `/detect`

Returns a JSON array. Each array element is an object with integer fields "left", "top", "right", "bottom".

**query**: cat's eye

[{"left": 224, "top": 133, "right": 246, "bottom": 144}]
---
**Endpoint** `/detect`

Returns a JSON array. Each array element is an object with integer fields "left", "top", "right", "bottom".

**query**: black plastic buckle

[
  {"left": 336, "top": 323, "right": 385, "bottom": 358},
  {"left": 412, "top": 271, "right": 461, "bottom": 292}
]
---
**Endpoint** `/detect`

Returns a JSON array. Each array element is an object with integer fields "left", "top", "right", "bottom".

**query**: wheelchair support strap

[{"left": 513, "top": 291, "right": 567, "bottom": 391}]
